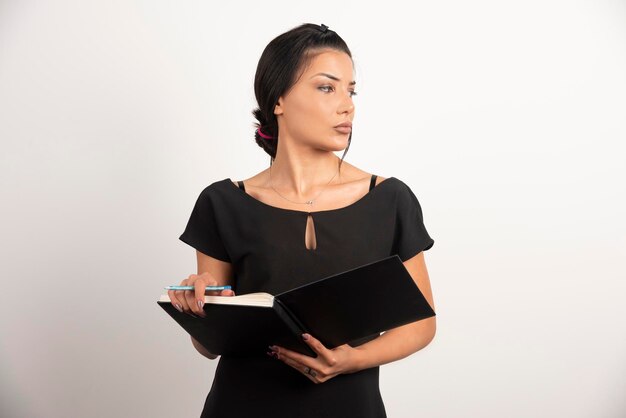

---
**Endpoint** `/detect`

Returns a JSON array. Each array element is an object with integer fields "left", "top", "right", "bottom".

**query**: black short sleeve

[
  {"left": 179, "top": 186, "right": 231, "bottom": 262},
  {"left": 394, "top": 182, "right": 435, "bottom": 261}
]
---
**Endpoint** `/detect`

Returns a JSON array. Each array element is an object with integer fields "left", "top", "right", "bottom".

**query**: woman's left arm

[{"left": 269, "top": 251, "right": 436, "bottom": 383}]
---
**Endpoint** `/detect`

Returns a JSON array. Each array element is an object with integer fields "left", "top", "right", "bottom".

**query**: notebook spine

[{"left": 274, "top": 299, "right": 316, "bottom": 357}]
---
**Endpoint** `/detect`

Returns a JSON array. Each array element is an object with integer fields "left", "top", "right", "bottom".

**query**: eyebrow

[{"left": 310, "top": 72, "right": 356, "bottom": 86}]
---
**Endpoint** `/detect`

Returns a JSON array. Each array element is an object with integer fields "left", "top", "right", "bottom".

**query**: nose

[{"left": 338, "top": 94, "right": 355, "bottom": 115}]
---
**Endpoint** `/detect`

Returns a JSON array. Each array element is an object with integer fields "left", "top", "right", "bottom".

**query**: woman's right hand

[{"left": 167, "top": 272, "right": 235, "bottom": 318}]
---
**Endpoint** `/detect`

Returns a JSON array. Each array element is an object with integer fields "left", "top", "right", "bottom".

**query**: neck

[{"left": 268, "top": 151, "right": 341, "bottom": 198}]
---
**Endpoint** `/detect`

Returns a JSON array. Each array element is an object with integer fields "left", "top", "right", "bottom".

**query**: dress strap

[
  {"left": 237, "top": 181, "right": 246, "bottom": 191},
  {"left": 369, "top": 174, "right": 378, "bottom": 191}
]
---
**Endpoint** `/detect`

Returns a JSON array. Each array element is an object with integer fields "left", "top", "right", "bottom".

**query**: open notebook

[{"left": 158, "top": 254, "right": 436, "bottom": 357}]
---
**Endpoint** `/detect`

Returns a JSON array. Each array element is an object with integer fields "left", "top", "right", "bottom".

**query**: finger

[
  {"left": 167, "top": 289, "right": 183, "bottom": 312},
  {"left": 178, "top": 290, "right": 192, "bottom": 313},
  {"left": 201, "top": 273, "right": 221, "bottom": 296},
  {"left": 275, "top": 354, "right": 317, "bottom": 383},
  {"left": 270, "top": 345, "right": 318, "bottom": 371},
  {"left": 175, "top": 274, "right": 195, "bottom": 313},
  {"left": 186, "top": 282, "right": 206, "bottom": 318},
  {"left": 184, "top": 279, "right": 201, "bottom": 315},
  {"left": 301, "top": 334, "right": 335, "bottom": 364},
  {"left": 176, "top": 277, "right": 193, "bottom": 313},
  {"left": 181, "top": 279, "right": 198, "bottom": 315},
  {"left": 192, "top": 278, "right": 208, "bottom": 317},
  {"left": 193, "top": 276, "right": 207, "bottom": 305},
  {"left": 220, "top": 289, "right": 235, "bottom": 296}
]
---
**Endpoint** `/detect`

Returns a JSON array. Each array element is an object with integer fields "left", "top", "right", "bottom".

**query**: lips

[{"left": 334, "top": 122, "right": 352, "bottom": 134}]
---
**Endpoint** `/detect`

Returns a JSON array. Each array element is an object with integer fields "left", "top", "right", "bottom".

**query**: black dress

[{"left": 179, "top": 175, "right": 434, "bottom": 418}]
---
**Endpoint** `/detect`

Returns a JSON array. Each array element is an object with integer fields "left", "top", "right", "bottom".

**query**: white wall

[{"left": 1, "top": 1, "right": 624, "bottom": 417}]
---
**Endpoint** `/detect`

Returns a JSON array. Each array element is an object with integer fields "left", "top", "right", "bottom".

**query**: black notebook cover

[
  {"left": 274, "top": 254, "right": 436, "bottom": 349},
  {"left": 158, "top": 300, "right": 315, "bottom": 356},
  {"left": 158, "top": 254, "right": 435, "bottom": 357}
]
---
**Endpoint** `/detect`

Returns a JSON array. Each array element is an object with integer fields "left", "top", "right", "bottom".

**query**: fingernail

[
  {"left": 302, "top": 333, "right": 309, "bottom": 340},
  {"left": 175, "top": 304, "right": 183, "bottom": 313},
  {"left": 197, "top": 300, "right": 204, "bottom": 309},
  {"left": 269, "top": 345, "right": 278, "bottom": 352}
]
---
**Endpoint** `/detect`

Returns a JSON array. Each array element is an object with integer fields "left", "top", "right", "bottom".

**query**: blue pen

[{"left": 164, "top": 285, "right": 232, "bottom": 291}]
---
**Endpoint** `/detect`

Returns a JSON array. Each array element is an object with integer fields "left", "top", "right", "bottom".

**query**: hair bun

[{"left": 257, "top": 127, "right": 275, "bottom": 140}]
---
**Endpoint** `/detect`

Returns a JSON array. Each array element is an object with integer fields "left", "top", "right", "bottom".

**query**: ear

[{"left": 274, "top": 97, "right": 284, "bottom": 116}]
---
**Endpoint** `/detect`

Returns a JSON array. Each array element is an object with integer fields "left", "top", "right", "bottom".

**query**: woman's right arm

[{"left": 168, "top": 250, "right": 235, "bottom": 360}]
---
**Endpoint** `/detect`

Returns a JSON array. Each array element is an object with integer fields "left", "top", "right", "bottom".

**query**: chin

[
  {"left": 326, "top": 136, "right": 350, "bottom": 152},
  {"left": 309, "top": 133, "right": 349, "bottom": 152},
  {"left": 337, "top": 136, "right": 351, "bottom": 146}
]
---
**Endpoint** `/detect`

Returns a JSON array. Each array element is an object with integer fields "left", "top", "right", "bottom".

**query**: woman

[{"left": 170, "top": 23, "right": 436, "bottom": 418}]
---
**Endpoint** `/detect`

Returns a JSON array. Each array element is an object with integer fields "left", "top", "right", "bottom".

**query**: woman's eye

[{"left": 319, "top": 86, "right": 358, "bottom": 98}]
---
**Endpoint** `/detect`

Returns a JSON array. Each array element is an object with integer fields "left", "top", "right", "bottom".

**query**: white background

[{"left": 1, "top": 1, "right": 625, "bottom": 417}]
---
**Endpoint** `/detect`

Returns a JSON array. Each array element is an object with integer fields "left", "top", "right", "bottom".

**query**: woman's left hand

[{"left": 268, "top": 334, "right": 361, "bottom": 384}]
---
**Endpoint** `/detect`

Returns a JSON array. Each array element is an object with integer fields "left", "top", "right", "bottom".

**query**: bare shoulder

[
  {"left": 231, "top": 171, "right": 267, "bottom": 189},
  {"left": 339, "top": 162, "right": 387, "bottom": 187}
]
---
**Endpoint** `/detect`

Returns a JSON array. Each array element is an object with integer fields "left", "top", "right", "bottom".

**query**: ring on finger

[{"left": 303, "top": 366, "right": 317, "bottom": 377}]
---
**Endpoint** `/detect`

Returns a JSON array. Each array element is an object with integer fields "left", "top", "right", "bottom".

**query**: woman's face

[{"left": 274, "top": 49, "right": 356, "bottom": 152}]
